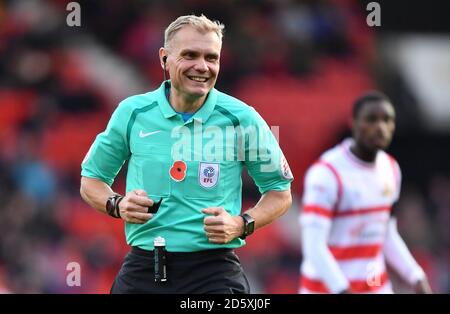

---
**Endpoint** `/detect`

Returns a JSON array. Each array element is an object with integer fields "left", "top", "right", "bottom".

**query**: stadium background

[{"left": 0, "top": 0, "right": 449, "bottom": 293}]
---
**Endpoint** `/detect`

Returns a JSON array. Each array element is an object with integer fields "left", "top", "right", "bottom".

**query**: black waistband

[{"left": 131, "top": 246, "right": 234, "bottom": 260}]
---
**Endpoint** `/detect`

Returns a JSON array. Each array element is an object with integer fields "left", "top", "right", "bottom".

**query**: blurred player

[{"left": 298, "top": 91, "right": 432, "bottom": 294}]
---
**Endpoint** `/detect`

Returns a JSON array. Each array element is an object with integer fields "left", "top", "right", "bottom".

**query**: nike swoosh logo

[{"left": 139, "top": 130, "right": 162, "bottom": 138}]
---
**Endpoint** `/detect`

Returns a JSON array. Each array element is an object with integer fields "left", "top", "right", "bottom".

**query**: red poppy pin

[{"left": 169, "top": 160, "right": 187, "bottom": 182}]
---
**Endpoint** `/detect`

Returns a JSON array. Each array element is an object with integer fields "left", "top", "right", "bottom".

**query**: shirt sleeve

[
  {"left": 81, "top": 101, "right": 132, "bottom": 186},
  {"left": 388, "top": 156, "right": 402, "bottom": 202},
  {"left": 300, "top": 163, "right": 350, "bottom": 293},
  {"left": 301, "top": 163, "right": 338, "bottom": 222},
  {"left": 243, "top": 108, "right": 293, "bottom": 194},
  {"left": 394, "top": 162, "right": 402, "bottom": 202},
  {"left": 300, "top": 219, "right": 350, "bottom": 293},
  {"left": 383, "top": 217, "right": 426, "bottom": 285}
]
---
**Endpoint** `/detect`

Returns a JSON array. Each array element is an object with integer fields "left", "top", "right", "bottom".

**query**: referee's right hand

[{"left": 118, "top": 189, "right": 154, "bottom": 224}]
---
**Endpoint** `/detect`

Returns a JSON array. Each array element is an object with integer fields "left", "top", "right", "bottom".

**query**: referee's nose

[{"left": 193, "top": 57, "right": 209, "bottom": 73}]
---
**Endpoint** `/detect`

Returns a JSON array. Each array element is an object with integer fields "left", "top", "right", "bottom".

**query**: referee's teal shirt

[{"left": 81, "top": 81, "right": 293, "bottom": 251}]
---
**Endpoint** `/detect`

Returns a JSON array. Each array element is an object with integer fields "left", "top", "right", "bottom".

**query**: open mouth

[{"left": 187, "top": 75, "right": 209, "bottom": 83}]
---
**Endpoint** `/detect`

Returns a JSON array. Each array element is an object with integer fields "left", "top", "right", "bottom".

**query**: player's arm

[
  {"left": 301, "top": 221, "right": 351, "bottom": 293},
  {"left": 383, "top": 159, "right": 432, "bottom": 293},
  {"left": 383, "top": 213, "right": 432, "bottom": 293},
  {"left": 300, "top": 164, "right": 350, "bottom": 293}
]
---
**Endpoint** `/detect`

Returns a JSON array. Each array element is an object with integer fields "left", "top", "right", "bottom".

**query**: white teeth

[{"left": 189, "top": 76, "right": 207, "bottom": 82}]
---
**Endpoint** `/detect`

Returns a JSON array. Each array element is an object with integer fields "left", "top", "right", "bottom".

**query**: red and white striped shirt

[{"left": 299, "top": 138, "right": 423, "bottom": 294}]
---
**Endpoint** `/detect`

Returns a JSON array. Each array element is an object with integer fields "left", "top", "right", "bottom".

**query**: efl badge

[
  {"left": 280, "top": 154, "right": 293, "bottom": 180},
  {"left": 170, "top": 160, "right": 187, "bottom": 182},
  {"left": 199, "top": 162, "right": 219, "bottom": 188}
]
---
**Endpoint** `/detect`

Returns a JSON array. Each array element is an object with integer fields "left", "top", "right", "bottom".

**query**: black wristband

[
  {"left": 115, "top": 196, "right": 124, "bottom": 218},
  {"left": 106, "top": 194, "right": 123, "bottom": 219}
]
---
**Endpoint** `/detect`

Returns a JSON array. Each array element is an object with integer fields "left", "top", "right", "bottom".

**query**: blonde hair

[{"left": 164, "top": 14, "right": 225, "bottom": 49}]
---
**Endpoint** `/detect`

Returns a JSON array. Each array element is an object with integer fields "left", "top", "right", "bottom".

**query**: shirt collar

[
  {"left": 157, "top": 81, "right": 178, "bottom": 119},
  {"left": 341, "top": 137, "right": 378, "bottom": 168},
  {"left": 157, "top": 80, "right": 218, "bottom": 123}
]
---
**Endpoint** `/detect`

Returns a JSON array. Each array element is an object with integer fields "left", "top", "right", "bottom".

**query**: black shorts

[{"left": 110, "top": 246, "right": 250, "bottom": 294}]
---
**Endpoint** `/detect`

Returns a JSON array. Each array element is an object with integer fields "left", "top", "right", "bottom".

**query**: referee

[{"left": 80, "top": 14, "right": 293, "bottom": 294}]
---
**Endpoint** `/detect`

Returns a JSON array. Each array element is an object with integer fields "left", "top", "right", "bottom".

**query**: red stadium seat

[{"left": 39, "top": 112, "right": 109, "bottom": 172}]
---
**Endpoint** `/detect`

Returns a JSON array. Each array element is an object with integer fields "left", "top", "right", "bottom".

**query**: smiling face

[{"left": 161, "top": 26, "right": 221, "bottom": 104}]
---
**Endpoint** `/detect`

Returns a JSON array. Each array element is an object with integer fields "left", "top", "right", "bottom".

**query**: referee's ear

[{"left": 159, "top": 47, "right": 168, "bottom": 70}]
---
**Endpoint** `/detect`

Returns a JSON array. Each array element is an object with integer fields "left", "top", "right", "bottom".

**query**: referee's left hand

[{"left": 202, "top": 207, "right": 244, "bottom": 244}]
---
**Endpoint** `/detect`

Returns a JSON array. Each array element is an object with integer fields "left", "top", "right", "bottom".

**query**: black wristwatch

[
  {"left": 106, "top": 193, "right": 124, "bottom": 219},
  {"left": 239, "top": 213, "right": 255, "bottom": 239}
]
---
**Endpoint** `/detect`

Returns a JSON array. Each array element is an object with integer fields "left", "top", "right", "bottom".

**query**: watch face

[
  {"left": 242, "top": 214, "right": 255, "bottom": 236},
  {"left": 247, "top": 221, "right": 255, "bottom": 235}
]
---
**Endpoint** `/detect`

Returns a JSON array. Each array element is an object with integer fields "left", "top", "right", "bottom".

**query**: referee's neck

[{"left": 169, "top": 89, "right": 207, "bottom": 113}]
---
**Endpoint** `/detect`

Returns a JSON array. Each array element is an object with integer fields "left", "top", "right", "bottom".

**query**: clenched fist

[
  {"left": 202, "top": 207, "right": 244, "bottom": 244},
  {"left": 118, "top": 189, "right": 154, "bottom": 224}
]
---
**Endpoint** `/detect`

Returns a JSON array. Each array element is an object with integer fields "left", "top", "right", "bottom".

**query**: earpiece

[{"left": 162, "top": 56, "right": 167, "bottom": 81}]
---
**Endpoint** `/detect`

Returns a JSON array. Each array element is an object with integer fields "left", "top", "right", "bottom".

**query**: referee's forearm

[
  {"left": 245, "top": 189, "right": 292, "bottom": 231},
  {"left": 80, "top": 176, "right": 115, "bottom": 214}
]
